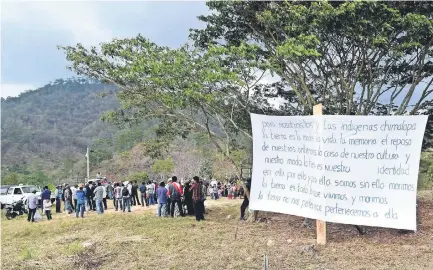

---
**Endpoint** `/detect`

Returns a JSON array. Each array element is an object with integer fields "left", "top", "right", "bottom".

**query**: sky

[{"left": 1, "top": 1, "right": 210, "bottom": 98}]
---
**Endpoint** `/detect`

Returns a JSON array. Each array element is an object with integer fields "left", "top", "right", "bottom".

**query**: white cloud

[
  {"left": 1, "top": 83, "right": 36, "bottom": 98},
  {"left": 2, "top": 1, "right": 113, "bottom": 45}
]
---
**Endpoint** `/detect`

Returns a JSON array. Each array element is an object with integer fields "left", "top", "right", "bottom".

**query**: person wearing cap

[
  {"left": 76, "top": 184, "right": 86, "bottom": 218},
  {"left": 27, "top": 190, "right": 39, "bottom": 222}
]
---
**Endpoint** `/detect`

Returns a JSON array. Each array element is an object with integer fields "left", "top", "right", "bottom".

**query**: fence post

[{"left": 313, "top": 104, "right": 327, "bottom": 245}]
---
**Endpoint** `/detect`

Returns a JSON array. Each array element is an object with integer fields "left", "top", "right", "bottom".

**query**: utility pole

[{"left": 86, "top": 147, "right": 90, "bottom": 180}]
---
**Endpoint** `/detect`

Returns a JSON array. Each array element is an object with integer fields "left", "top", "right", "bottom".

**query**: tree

[
  {"left": 59, "top": 36, "right": 285, "bottom": 173},
  {"left": 3, "top": 173, "right": 20, "bottom": 185},
  {"left": 191, "top": 1, "right": 433, "bottom": 116},
  {"left": 151, "top": 158, "right": 175, "bottom": 181},
  {"left": 127, "top": 171, "right": 149, "bottom": 183}
]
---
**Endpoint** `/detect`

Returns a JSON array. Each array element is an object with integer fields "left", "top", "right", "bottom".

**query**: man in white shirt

[
  {"left": 27, "top": 190, "right": 39, "bottom": 222},
  {"left": 71, "top": 185, "right": 77, "bottom": 210},
  {"left": 127, "top": 182, "right": 133, "bottom": 206},
  {"left": 146, "top": 181, "right": 155, "bottom": 205}
]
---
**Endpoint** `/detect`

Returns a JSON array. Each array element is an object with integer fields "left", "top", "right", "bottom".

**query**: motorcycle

[{"left": 5, "top": 198, "right": 28, "bottom": 220}]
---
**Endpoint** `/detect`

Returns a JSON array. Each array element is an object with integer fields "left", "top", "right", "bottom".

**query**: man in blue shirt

[
  {"left": 75, "top": 185, "right": 86, "bottom": 218},
  {"left": 157, "top": 182, "right": 168, "bottom": 217}
]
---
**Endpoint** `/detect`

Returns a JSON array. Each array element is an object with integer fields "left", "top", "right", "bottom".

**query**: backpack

[
  {"left": 122, "top": 187, "right": 129, "bottom": 197},
  {"left": 169, "top": 184, "right": 180, "bottom": 199}
]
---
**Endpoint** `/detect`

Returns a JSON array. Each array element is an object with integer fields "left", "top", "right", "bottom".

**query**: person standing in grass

[
  {"left": 122, "top": 183, "right": 131, "bottom": 212},
  {"left": 114, "top": 183, "right": 123, "bottom": 211},
  {"left": 64, "top": 185, "right": 73, "bottom": 214},
  {"left": 132, "top": 181, "right": 141, "bottom": 206},
  {"left": 94, "top": 182, "right": 105, "bottom": 214},
  {"left": 27, "top": 190, "right": 39, "bottom": 222},
  {"left": 190, "top": 176, "right": 205, "bottom": 221},
  {"left": 102, "top": 183, "right": 108, "bottom": 210},
  {"left": 75, "top": 185, "right": 86, "bottom": 218},
  {"left": 146, "top": 181, "right": 155, "bottom": 206},
  {"left": 168, "top": 176, "right": 184, "bottom": 217},
  {"left": 166, "top": 179, "right": 172, "bottom": 214},
  {"left": 41, "top": 186, "right": 52, "bottom": 220},
  {"left": 240, "top": 178, "right": 251, "bottom": 221},
  {"left": 183, "top": 180, "right": 194, "bottom": 216},
  {"left": 157, "top": 182, "right": 168, "bottom": 217},
  {"left": 139, "top": 182, "right": 147, "bottom": 207},
  {"left": 212, "top": 185, "right": 218, "bottom": 200},
  {"left": 71, "top": 185, "right": 78, "bottom": 211},
  {"left": 127, "top": 181, "right": 133, "bottom": 207},
  {"left": 54, "top": 186, "right": 63, "bottom": 213}
]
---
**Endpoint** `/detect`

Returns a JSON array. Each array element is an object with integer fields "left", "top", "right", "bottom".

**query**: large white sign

[{"left": 250, "top": 114, "right": 428, "bottom": 230}]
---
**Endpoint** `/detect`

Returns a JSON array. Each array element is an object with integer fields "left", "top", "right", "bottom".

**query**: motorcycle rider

[{"left": 27, "top": 190, "right": 39, "bottom": 222}]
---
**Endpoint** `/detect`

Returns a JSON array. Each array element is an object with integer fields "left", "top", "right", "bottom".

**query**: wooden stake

[{"left": 313, "top": 104, "right": 327, "bottom": 245}]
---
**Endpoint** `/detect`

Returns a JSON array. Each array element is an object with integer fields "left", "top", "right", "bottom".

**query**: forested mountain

[
  {"left": 1, "top": 78, "right": 241, "bottom": 185},
  {"left": 1, "top": 78, "right": 121, "bottom": 179}
]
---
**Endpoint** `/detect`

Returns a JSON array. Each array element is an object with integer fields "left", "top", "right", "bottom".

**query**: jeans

[
  {"left": 115, "top": 198, "right": 123, "bottom": 211},
  {"left": 170, "top": 199, "right": 184, "bottom": 217},
  {"left": 148, "top": 195, "right": 155, "bottom": 205},
  {"left": 122, "top": 197, "right": 131, "bottom": 212},
  {"left": 28, "top": 208, "right": 36, "bottom": 222},
  {"left": 96, "top": 199, "right": 104, "bottom": 214},
  {"left": 158, "top": 203, "right": 167, "bottom": 217},
  {"left": 87, "top": 197, "right": 94, "bottom": 210},
  {"left": 65, "top": 200, "right": 72, "bottom": 214},
  {"left": 193, "top": 201, "right": 205, "bottom": 221},
  {"left": 213, "top": 192, "right": 218, "bottom": 200},
  {"left": 76, "top": 202, "right": 85, "bottom": 218},
  {"left": 103, "top": 198, "right": 107, "bottom": 210}
]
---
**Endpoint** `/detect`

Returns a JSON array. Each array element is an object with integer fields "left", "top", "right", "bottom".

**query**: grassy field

[{"left": 1, "top": 193, "right": 433, "bottom": 270}]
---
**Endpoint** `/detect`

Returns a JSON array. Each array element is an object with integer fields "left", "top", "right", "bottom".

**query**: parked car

[{"left": 0, "top": 185, "right": 55, "bottom": 209}]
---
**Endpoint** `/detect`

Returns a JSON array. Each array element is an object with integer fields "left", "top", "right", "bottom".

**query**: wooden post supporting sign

[{"left": 313, "top": 104, "right": 327, "bottom": 245}]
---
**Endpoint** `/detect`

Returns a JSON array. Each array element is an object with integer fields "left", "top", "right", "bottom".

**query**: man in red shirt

[{"left": 190, "top": 176, "right": 205, "bottom": 221}]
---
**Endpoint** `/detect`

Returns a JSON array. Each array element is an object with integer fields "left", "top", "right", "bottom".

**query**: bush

[
  {"left": 418, "top": 150, "right": 433, "bottom": 190},
  {"left": 127, "top": 172, "right": 149, "bottom": 183}
]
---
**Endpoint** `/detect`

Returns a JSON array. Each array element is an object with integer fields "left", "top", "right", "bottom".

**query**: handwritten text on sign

[{"left": 250, "top": 114, "right": 428, "bottom": 230}]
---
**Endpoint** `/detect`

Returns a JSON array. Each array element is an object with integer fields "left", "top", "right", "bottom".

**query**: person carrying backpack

[
  {"left": 167, "top": 176, "right": 184, "bottom": 217},
  {"left": 122, "top": 183, "right": 131, "bottom": 212}
]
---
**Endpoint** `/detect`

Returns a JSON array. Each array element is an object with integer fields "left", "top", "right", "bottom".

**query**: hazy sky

[{"left": 1, "top": 1, "right": 209, "bottom": 98}]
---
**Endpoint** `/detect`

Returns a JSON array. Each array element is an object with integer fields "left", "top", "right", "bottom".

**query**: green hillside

[{"left": 1, "top": 78, "right": 241, "bottom": 186}]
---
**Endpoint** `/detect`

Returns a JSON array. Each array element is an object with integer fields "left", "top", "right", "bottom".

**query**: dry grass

[{"left": 1, "top": 193, "right": 433, "bottom": 270}]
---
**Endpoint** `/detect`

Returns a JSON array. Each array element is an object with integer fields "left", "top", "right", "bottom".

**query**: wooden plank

[{"left": 313, "top": 104, "right": 327, "bottom": 245}]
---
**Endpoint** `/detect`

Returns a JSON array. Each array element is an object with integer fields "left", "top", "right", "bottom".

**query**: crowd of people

[{"left": 36, "top": 175, "right": 252, "bottom": 222}]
